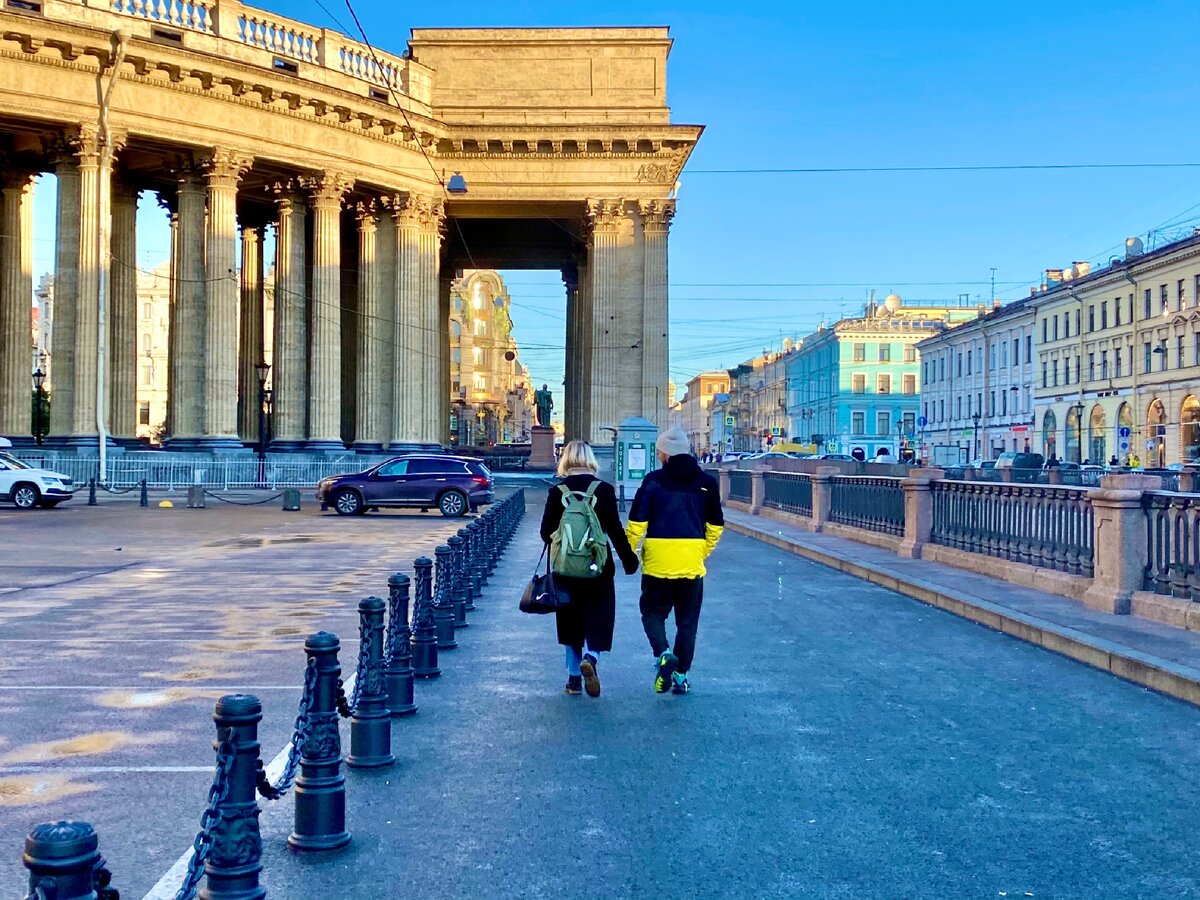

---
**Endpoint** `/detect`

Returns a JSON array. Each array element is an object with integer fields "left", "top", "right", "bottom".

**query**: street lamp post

[
  {"left": 31, "top": 367, "right": 47, "bottom": 446},
  {"left": 255, "top": 361, "right": 270, "bottom": 484},
  {"left": 972, "top": 412, "right": 981, "bottom": 461}
]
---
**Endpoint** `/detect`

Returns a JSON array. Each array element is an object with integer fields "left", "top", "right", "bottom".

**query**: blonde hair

[{"left": 556, "top": 440, "right": 598, "bottom": 478}]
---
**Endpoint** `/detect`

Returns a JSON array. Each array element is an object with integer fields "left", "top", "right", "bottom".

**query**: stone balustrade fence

[{"left": 828, "top": 475, "right": 905, "bottom": 536}]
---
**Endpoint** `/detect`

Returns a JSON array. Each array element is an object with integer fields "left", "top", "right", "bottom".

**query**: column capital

[
  {"left": 200, "top": 148, "right": 253, "bottom": 187},
  {"left": 355, "top": 199, "right": 379, "bottom": 229},
  {"left": 638, "top": 199, "right": 675, "bottom": 233},
  {"left": 50, "top": 124, "right": 100, "bottom": 166},
  {"left": 387, "top": 192, "right": 443, "bottom": 230},
  {"left": 154, "top": 190, "right": 178, "bottom": 216},
  {"left": 585, "top": 198, "right": 628, "bottom": 234},
  {"left": 302, "top": 170, "right": 352, "bottom": 208}
]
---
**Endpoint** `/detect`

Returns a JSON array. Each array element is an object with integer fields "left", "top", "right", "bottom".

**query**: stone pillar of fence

[
  {"left": 898, "top": 468, "right": 944, "bottom": 559},
  {"left": 810, "top": 466, "right": 836, "bottom": 530},
  {"left": 1082, "top": 473, "right": 1162, "bottom": 614},
  {"left": 718, "top": 469, "right": 731, "bottom": 504},
  {"left": 749, "top": 471, "right": 765, "bottom": 515},
  {"left": 1047, "top": 468, "right": 1063, "bottom": 485},
  {"left": 999, "top": 467, "right": 1014, "bottom": 483},
  {"left": 1178, "top": 470, "right": 1196, "bottom": 493}
]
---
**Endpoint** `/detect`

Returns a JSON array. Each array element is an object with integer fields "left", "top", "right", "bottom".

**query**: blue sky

[{"left": 30, "top": 0, "right": 1200, "bottom": 400}]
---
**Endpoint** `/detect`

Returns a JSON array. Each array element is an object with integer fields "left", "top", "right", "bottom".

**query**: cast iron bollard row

[{"left": 20, "top": 489, "right": 527, "bottom": 900}]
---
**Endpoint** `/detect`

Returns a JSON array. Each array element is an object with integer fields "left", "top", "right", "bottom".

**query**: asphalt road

[
  {"left": 4, "top": 491, "right": 1200, "bottom": 898},
  {"left": 0, "top": 495, "right": 484, "bottom": 896}
]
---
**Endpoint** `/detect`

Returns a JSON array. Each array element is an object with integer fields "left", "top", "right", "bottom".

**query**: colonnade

[{"left": 0, "top": 127, "right": 675, "bottom": 450}]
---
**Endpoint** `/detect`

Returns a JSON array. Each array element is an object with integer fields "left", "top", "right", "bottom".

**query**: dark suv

[{"left": 316, "top": 455, "right": 494, "bottom": 517}]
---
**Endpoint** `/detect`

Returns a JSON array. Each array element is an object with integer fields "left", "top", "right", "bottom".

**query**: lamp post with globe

[{"left": 31, "top": 367, "right": 48, "bottom": 446}]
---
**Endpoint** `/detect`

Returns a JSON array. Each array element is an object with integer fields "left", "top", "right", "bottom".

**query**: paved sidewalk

[
  {"left": 724, "top": 508, "right": 1200, "bottom": 706},
  {"left": 248, "top": 500, "right": 1200, "bottom": 899}
]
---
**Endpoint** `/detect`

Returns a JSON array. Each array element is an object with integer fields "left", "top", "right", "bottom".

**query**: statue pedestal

[{"left": 527, "top": 426, "right": 557, "bottom": 470}]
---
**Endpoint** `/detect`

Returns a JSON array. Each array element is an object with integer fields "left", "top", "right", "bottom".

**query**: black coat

[{"left": 539, "top": 473, "right": 638, "bottom": 651}]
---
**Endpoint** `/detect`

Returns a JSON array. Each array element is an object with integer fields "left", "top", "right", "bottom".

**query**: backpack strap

[{"left": 583, "top": 481, "right": 600, "bottom": 503}]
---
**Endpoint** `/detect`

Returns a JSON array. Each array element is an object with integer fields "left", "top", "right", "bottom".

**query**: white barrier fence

[{"left": 11, "top": 452, "right": 392, "bottom": 491}]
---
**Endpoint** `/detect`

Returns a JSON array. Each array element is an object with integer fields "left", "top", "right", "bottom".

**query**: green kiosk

[{"left": 614, "top": 416, "right": 659, "bottom": 504}]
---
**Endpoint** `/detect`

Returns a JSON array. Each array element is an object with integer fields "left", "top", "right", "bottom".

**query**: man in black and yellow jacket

[{"left": 626, "top": 426, "right": 724, "bottom": 695}]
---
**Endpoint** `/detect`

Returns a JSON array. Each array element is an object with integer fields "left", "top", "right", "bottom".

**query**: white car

[{"left": 0, "top": 452, "right": 76, "bottom": 509}]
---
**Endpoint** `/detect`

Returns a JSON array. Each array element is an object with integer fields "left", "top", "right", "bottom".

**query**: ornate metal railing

[
  {"left": 763, "top": 472, "right": 812, "bottom": 517},
  {"left": 828, "top": 476, "right": 904, "bottom": 535},
  {"left": 1142, "top": 492, "right": 1200, "bottom": 600},
  {"left": 728, "top": 470, "right": 752, "bottom": 504},
  {"left": 930, "top": 481, "right": 1094, "bottom": 575}
]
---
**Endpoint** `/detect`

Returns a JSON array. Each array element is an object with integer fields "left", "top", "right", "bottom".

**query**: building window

[
  {"left": 939, "top": 399, "right": 945, "bottom": 422},
  {"left": 956, "top": 353, "right": 962, "bottom": 376},
  {"left": 138, "top": 401, "right": 150, "bottom": 426},
  {"left": 1063, "top": 313, "right": 1070, "bottom": 339},
  {"left": 1144, "top": 342, "right": 1152, "bottom": 374},
  {"left": 878, "top": 345, "right": 891, "bottom": 362},
  {"left": 852, "top": 374, "right": 866, "bottom": 394},
  {"left": 1042, "top": 361, "right": 1047, "bottom": 388},
  {"left": 141, "top": 333, "right": 151, "bottom": 355},
  {"left": 877, "top": 374, "right": 891, "bottom": 394},
  {"left": 956, "top": 396, "right": 962, "bottom": 420},
  {"left": 965, "top": 349, "right": 972, "bottom": 374},
  {"left": 903, "top": 346, "right": 916, "bottom": 363},
  {"left": 853, "top": 343, "right": 866, "bottom": 361},
  {"left": 1001, "top": 342, "right": 1008, "bottom": 367},
  {"left": 1088, "top": 306, "right": 1095, "bottom": 332},
  {"left": 1195, "top": 333, "right": 1200, "bottom": 367},
  {"left": 1180, "top": 279, "right": 1187, "bottom": 310},
  {"left": 1088, "top": 353, "right": 1095, "bottom": 381},
  {"left": 902, "top": 374, "right": 916, "bottom": 395},
  {"left": 1115, "top": 348, "right": 1122, "bottom": 378},
  {"left": 1013, "top": 338, "right": 1020, "bottom": 365},
  {"left": 977, "top": 392, "right": 982, "bottom": 416},
  {"left": 1001, "top": 390, "right": 1007, "bottom": 416},
  {"left": 876, "top": 412, "right": 890, "bottom": 436},
  {"left": 475, "top": 320, "right": 486, "bottom": 335},
  {"left": 1042, "top": 318, "right": 1048, "bottom": 343},
  {"left": 1114, "top": 298, "right": 1121, "bottom": 326},
  {"left": 1145, "top": 289, "right": 1152, "bottom": 320},
  {"left": 1063, "top": 357, "right": 1070, "bottom": 384},
  {"left": 1100, "top": 302, "right": 1107, "bottom": 329},
  {"left": 1195, "top": 276, "right": 1200, "bottom": 308},
  {"left": 1052, "top": 360, "right": 1059, "bottom": 386},
  {"left": 1053, "top": 317, "right": 1059, "bottom": 341},
  {"left": 1178, "top": 335, "right": 1185, "bottom": 369},
  {"left": 1100, "top": 350, "right": 1108, "bottom": 380},
  {"left": 989, "top": 391, "right": 995, "bottom": 415},
  {"left": 851, "top": 411, "right": 865, "bottom": 435},
  {"left": 1026, "top": 335, "right": 1032, "bottom": 360},
  {"left": 1161, "top": 284, "right": 1169, "bottom": 313},
  {"left": 142, "top": 303, "right": 151, "bottom": 319}
]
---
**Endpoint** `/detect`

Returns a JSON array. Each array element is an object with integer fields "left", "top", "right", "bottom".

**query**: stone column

[
  {"left": 198, "top": 150, "right": 252, "bottom": 450},
  {"left": 155, "top": 193, "right": 178, "bottom": 436},
  {"left": 48, "top": 143, "right": 81, "bottom": 440},
  {"left": 898, "top": 468, "right": 944, "bottom": 558},
  {"left": 236, "top": 219, "right": 267, "bottom": 443},
  {"left": 718, "top": 468, "right": 731, "bottom": 503},
  {"left": 0, "top": 169, "right": 35, "bottom": 441},
  {"left": 749, "top": 470, "right": 765, "bottom": 515},
  {"left": 419, "top": 202, "right": 445, "bottom": 446},
  {"left": 304, "top": 171, "right": 350, "bottom": 451},
  {"left": 639, "top": 200, "right": 674, "bottom": 428},
  {"left": 585, "top": 199, "right": 629, "bottom": 443},
  {"left": 67, "top": 126, "right": 104, "bottom": 442},
  {"left": 1083, "top": 473, "right": 1163, "bottom": 614},
  {"left": 811, "top": 467, "right": 836, "bottom": 531},
  {"left": 436, "top": 272, "right": 452, "bottom": 446},
  {"left": 166, "top": 162, "right": 207, "bottom": 446},
  {"left": 107, "top": 178, "right": 138, "bottom": 442},
  {"left": 352, "top": 201, "right": 384, "bottom": 449},
  {"left": 390, "top": 193, "right": 443, "bottom": 446},
  {"left": 373, "top": 201, "right": 396, "bottom": 448},
  {"left": 270, "top": 183, "right": 308, "bottom": 449},
  {"left": 562, "top": 265, "right": 579, "bottom": 441},
  {"left": 575, "top": 258, "right": 591, "bottom": 442}
]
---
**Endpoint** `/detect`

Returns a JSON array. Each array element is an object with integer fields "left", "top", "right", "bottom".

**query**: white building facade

[{"left": 917, "top": 299, "right": 1036, "bottom": 465}]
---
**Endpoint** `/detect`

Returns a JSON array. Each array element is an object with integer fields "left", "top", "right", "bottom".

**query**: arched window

[
  {"left": 1042, "top": 409, "right": 1057, "bottom": 459},
  {"left": 1064, "top": 406, "right": 1082, "bottom": 464},
  {"left": 1181, "top": 396, "right": 1200, "bottom": 463},
  {"left": 1089, "top": 405, "right": 1106, "bottom": 464},
  {"left": 1146, "top": 398, "right": 1167, "bottom": 467}
]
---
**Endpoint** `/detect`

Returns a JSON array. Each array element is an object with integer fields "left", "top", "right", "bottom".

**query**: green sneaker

[
  {"left": 671, "top": 671, "right": 690, "bottom": 695},
  {"left": 654, "top": 651, "right": 678, "bottom": 693}
]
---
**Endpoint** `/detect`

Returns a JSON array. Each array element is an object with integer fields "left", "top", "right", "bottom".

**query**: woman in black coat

[{"left": 539, "top": 440, "right": 639, "bottom": 697}]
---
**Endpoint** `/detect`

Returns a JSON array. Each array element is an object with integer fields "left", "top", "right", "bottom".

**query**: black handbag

[{"left": 520, "top": 547, "right": 572, "bottom": 614}]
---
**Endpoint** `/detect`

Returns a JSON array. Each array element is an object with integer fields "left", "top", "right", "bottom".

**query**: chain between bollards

[
  {"left": 410, "top": 557, "right": 440, "bottom": 678},
  {"left": 447, "top": 534, "right": 469, "bottom": 630},
  {"left": 432, "top": 545, "right": 457, "bottom": 651},
  {"left": 457, "top": 526, "right": 477, "bottom": 612},
  {"left": 385, "top": 573, "right": 417, "bottom": 716},
  {"left": 347, "top": 596, "right": 394, "bottom": 768}
]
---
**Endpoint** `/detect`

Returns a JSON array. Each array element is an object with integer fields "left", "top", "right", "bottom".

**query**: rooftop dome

[{"left": 883, "top": 293, "right": 903, "bottom": 311}]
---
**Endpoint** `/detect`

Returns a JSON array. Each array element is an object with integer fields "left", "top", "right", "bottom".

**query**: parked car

[
  {"left": 0, "top": 452, "right": 76, "bottom": 509},
  {"left": 316, "top": 455, "right": 494, "bottom": 517},
  {"left": 818, "top": 453, "right": 856, "bottom": 462},
  {"left": 994, "top": 451, "right": 1044, "bottom": 470}
]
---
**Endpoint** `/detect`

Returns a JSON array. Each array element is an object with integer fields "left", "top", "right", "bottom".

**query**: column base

[
  {"left": 193, "top": 436, "right": 254, "bottom": 454},
  {"left": 2, "top": 435, "right": 43, "bottom": 449},
  {"left": 268, "top": 439, "right": 308, "bottom": 453},
  {"left": 305, "top": 439, "right": 349, "bottom": 453},
  {"left": 352, "top": 441, "right": 384, "bottom": 453},
  {"left": 47, "top": 434, "right": 124, "bottom": 453}
]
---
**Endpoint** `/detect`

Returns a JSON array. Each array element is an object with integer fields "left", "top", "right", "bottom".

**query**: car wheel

[
  {"left": 12, "top": 483, "right": 39, "bottom": 510},
  {"left": 438, "top": 490, "right": 467, "bottom": 517},
  {"left": 332, "top": 488, "right": 364, "bottom": 516}
]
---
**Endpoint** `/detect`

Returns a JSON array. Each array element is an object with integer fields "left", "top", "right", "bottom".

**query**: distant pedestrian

[
  {"left": 626, "top": 426, "right": 724, "bottom": 696},
  {"left": 1046, "top": 454, "right": 1060, "bottom": 469},
  {"left": 539, "top": 441, "right": 639, "bottom": 697},
  {"left": 1130, "top": 453, "right": 1142, "bottom": 469},
  {"left": 1109, "top": 455, "right": 1119, "bottom": 466}
]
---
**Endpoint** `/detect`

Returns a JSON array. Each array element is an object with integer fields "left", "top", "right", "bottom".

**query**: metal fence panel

[
  {"left": 828, "top": 476, "right": 904, "bottom": 535},
  {"left": 728, "top": 470, "right": 752, "bottom": 503},
  {"left": 1142, "top": 492, "right": 1200, "bottom": 600},
  {"left": 763, "top": 472, "right": 812, "bottom": 517}
]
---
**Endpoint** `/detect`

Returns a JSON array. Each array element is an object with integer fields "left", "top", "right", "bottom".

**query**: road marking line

[
  {"left": 0, "top": 766, "right": 214, "bottom": 774},
  {"left": 141, "top": 671, "right": 356, "bottom": 900}
]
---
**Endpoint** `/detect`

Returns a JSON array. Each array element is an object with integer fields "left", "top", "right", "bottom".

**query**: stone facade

[
  {"left": 0, "top": 5, "right": 700, "bottom": 448},
  {"left": 1031, "top": 232, "right": 1200, "bottom": 466},
  {"left": 678, "top": 371, "right": 729, "bottom": 453}
]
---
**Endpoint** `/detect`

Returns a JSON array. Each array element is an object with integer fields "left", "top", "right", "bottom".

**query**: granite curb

[{"left": 726, "top": 518, "right": 1200, "bottom": 708}]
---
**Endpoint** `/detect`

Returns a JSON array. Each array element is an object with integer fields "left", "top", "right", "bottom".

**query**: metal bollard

[
  {"left": 410, "top": 557, "right": 440, "bottom": 679},
  {"left": 467, "top": 520, "right": 485, "bottom": 600},
  {"left": 187, "top": 485, "right": 206, "bottom": 509},
  {"left": 432, "top": 545, "right": 458, "bottom": 650},
  {"left": 282, "top": 488, "right": 301, "bottom": 511},
  {"left": 478, "top": 516, "right": 494, "bottom": 585},
  {"left": 347, "top": 597, "right": 394, "bottom": 769},
  {"left": 385, "top": 573, "right": 417, "bottom": 716},
  {"left": 87, "top": 478, "right": 97, "bottom": 506},
  {"left": 139, "top": 479, "right": 148, "bottom": 508},
  {"left": 203, "top": 694, "right": 266, "bottom": 900},
  {"left": 447, "top": 535, "right": 469, "bottom": 629},
  {"left": 457, "top": 527, "right": 477, "bottom": 612},
  {"left": 289, "top": 632, "right": 350, "bottom": 851},
  {"left": 23, "top": 821, "right": 116, "bottom": 900}
]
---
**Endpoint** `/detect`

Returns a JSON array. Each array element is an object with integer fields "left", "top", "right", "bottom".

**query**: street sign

[
  {"left": 961, "top": 430, "right": 973, "bottom": 437},
  {"left": 1120, "top": 440, "right": 1129, "bottom": 452},
  {"left": 1119, "top": 426, "right": 1131, "bottom": 438},
  {"left": 918, "top": 415, "right": 928, "bottom": 427},
  {"left": 725, "top": 416, "right": 735, "bottom": 427}
]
